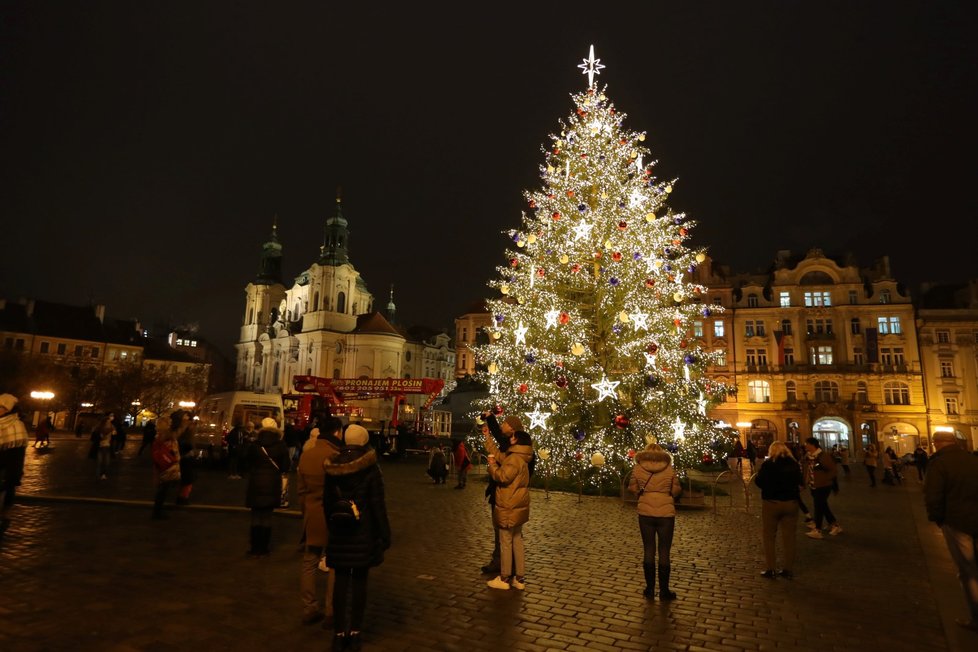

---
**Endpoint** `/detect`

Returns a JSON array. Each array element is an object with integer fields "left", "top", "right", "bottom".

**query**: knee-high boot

[
  {"left": 642, "top": 562, "right": 656, "bottom": 598},
  {"left": 658, "top": 564, "right": 677, "bottom": 600}
]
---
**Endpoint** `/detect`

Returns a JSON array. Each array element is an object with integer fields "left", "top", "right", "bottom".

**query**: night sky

[{"left": 3, "top": 2, "right": 976, "bottom": 358}]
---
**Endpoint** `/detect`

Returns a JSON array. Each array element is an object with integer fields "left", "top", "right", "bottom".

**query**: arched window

[
  {"left": 294, "top": 302, "right": 302, "bottom": 319},
  {"left": 884, "top": 381, "right": 910, "bottom": 405},
  {"left": 332, "top": 368, "right": 340, "bottom": 379},
  {"left": 786, "top": 380, "right": 797, "bottom": 402},
  {"left": 747, "top": 380, "right": 771, "bottom": 403},
  {"left": 814, "top": 380, "right": 839, "bottom": 402},
  {"left": 337, "top": 292, "right": 346, "bottom": 314}
]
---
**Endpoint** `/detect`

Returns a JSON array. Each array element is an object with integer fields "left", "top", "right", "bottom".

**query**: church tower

[
  {"left": 256, "top": 217, "right": 284, "bottom": 285},
  {"left": 236, "top": 217, "right": 287, "bottom": 389},
  {"left": 319, "top": 188, "right": 350, "bottom": 266},
  {"left": 386, "top": 285, "right": 397, "bottom": 325}
]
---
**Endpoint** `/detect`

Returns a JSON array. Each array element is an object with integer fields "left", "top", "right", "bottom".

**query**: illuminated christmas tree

[{"left": 473, "top": 46, "right": 729, "bottom": 485}]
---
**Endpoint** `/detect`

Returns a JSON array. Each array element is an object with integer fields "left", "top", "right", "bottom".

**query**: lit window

[
  {"left": 747, "top": 380, "right": 771, "bottom": 403},
  {"left": 176, "top": 339, "right": 183, "bottom": 345},
  {"left": 191, "top": 340, "right": 197, "bottom": 347},
  {"left": 745, "top": 321, "right": 755, "bottom": 337},
  {"left": 810, "top": 345, "right": 833, "bottom": 365},
  {"left": 713, "top": 321, "right": 725, "bottom": 337},
  {"left": 747, "top": 294, "right": 758, "bottom": 307},
  {"left": 779, "top": 292, "right": 790, "bottom": 308},
  {"left": 879, "top": 290, "right": 891, "bottom": 304},
  {"left": 693, "top": 321, "right": 704, "bottom": 337},
  {"left": 120, "top": 351, "right": 128, "bottom": 359},
  {"left": 804, "top": 291, "right": 832, "bottom": 307},
  {"left": 714, "top": 349, "right": 727, "bottom": 366}
]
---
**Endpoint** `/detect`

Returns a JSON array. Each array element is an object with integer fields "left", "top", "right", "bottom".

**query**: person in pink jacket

[{"left": 628, "top": 442, "right": 682, "bottom": 600}]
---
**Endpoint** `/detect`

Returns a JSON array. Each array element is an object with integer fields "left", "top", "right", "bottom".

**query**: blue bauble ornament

[
  {"left": 674, "top": 216, "right": 683, "bottom": 224},
  {"left": 684, "top": 354, "right": 695, "bottom": 365},
  {"left": 578, "top": 204, "right": 587, "bottom": 212},
  {"left": 575, "top": 430, "right": 586, "bottom": 441},
  {"left": 645, "top": 375, "right": 660, "bottom": 388},
  {"left": 612, "top": 324, "right": 622, "bottom": 334},
  {"left": 702, "top": 308, "right": 711, "bottom": 318},
  {"left": 525, "top": 353, "right": 536, "bottom": 364},
  {"left": 495, "top": 314, "right": 505, "bottom": 324},
  {"left": 633, "top": 251, "right": 642, "bottom": 260},
  {"left": 609, "top": 277, "right": 619, "bottom": 286}
]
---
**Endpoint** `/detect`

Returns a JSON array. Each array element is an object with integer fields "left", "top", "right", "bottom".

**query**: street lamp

[{"left": 30, "top": 390, "right": 55, "bottom": 430}]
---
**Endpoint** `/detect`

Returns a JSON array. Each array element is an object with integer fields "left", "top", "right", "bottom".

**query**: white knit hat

[
  {"left": 344, "top": 424, "right": 369, "bottom": 446},
  {"left": 261, "top": 417, "right": 279, "bottom": 430}
]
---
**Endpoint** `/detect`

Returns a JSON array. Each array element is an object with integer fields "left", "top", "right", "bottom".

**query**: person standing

[
  {"left": 0, "top": 393, "right": 29, "bottom": 535},
  {"left": 732, "top": 439, "right": 746, "bottom": 472},
  {"left": 484, "top": 415, "right": 534, "bottom": 592},
  {"left": 245, "top": 417, "right": 291, "bottom": 558},
  {"left": 746, "top": 439, "right": 758, "bottom": 473},
  {"left": 150, "top": 416, "right": 181, "bottom": 520},
  {"left": 426, "top": 446, "right": 448, "bottom": 484},
  {"left": 225, "top": 419, "right": 246, "bottom": 479},
  {"left": 323, "top": 424, "right": 391, "bottom": 651},
  {"left": 453, "top": 438, "right": 471, "bottom": 489},
  {"left": 924, "top": 431, "right": 978, "bottom": 633},
  {"left": 138, "top": 418, "right": 157, "bottom": 456},
  {"left": 754, "top": 441, "right": 803, "bottom": 578},
  {"left": 110, "top": 413, "right": 127, "bottom": 455},
  {"left": 802, "top": 437, "right": 842, "bottom": 539},
  {"left": 173, "top": 411, "right": 196, "bottom": 505},
  {"left": 628, "top": 442, "right": 683, "bottom": 599},
  {"left": 296, "top": 417, "right": 342, "bottom": 627},
  {"left": 863, "top": 443, "right": 879, "bottom": 488},
  {"left": 913, "top": 444, "right": 929, "bottom": 482},
  {"left": 839, "top": 444, "right": 851, "bottom": 477},
  {"left": 92, "top": 415, "right": 114, "bottom": 480}
]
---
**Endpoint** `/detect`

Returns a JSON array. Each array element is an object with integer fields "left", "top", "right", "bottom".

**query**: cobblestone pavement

[{"left": 1, "top": 434, "right": 976, "bottom": 651}]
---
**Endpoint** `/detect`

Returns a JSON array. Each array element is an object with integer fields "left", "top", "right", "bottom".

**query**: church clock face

[{"left": 335, "top": 341, "right": 343, "bottom": 354}]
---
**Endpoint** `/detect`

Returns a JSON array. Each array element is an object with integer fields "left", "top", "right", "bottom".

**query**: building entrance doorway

[{"left": 812, "top": 417, "right": 851, "bottom": 450}]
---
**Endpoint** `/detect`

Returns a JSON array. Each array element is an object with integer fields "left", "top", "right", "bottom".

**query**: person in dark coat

[
  {"left": 323, "top": 424, "right": 390, "bottom": 651},
  {"left": 172, "top": 411, "right": 196, "bottom": 505},
  {"left": 426, "top": 446, "right": 448, "bottom": 484},
  {"left": 245, "top": 417, "right": 291, "bottom": 558},
  {"left": 754, "top": 441, "right": 804, "bottom": 578},
  {"left": 138, "top": 418, "right": 157, "bottom": 456}
]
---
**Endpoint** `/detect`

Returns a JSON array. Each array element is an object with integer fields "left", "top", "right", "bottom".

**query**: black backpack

[{"left": 329, "top": 483, "right": 362, "bottom": 530}]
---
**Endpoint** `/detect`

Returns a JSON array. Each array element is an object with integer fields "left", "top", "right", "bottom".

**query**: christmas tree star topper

[{"left": 578, "top": 44, "right": 606, "bottom": 87}]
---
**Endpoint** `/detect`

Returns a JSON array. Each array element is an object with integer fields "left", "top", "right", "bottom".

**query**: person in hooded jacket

[
  {"left": 245, "top": 417, "right": 291, "bottom": 558},
  {"left": 753, "top": 441, "right": 804, "bottom": 578},
  {"left": 296, "top": 416, "right": 342, "bottom": 627},
  {"left": 484, "top": 415, "right": 534, "bottom": 591},
  {"left": 323, "top": 424, "right": 390, "bottom": 652},
  {"left": 628, "top": 441, "right": 682, "bottom": 600}
]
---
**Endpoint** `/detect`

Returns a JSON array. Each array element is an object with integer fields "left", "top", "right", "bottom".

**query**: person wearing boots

[
  {"left": 628, "top": 441, "right": 682, "bottom": 600},
  {"left": 323, "top": 424, "right": 391, "bottom": 651},
  {"left": 245, "top": 417, "right": 291, "bottom": 558},
  {"left": 753, "top": 441, "right": 804, "bottom": 578}
]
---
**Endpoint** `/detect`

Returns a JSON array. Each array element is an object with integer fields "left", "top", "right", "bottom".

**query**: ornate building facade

[{"left": 234, "top": 195, "right": 454, "bottom": 430}]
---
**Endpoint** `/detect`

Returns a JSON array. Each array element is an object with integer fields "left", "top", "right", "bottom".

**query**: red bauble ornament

[
  {"left": 570, "top": 264, "right": 581, "bottom": 273},
  {"left": 614, "top": 415, "right": 630, "bottom": 429},
  {"left": 555, "top": 375, "right": 568, "bottom": 388},
  {"left": 518, "top": 383, "right": 528, "bottom": 394},
  {"left": 558, "top": 311, "right": 570, "bottom": 324},
  {"left": 680, "top": 340, "right": 688, "bottom": 349},
  {"left": 645, "top": 279, "right": 655, "bottom": 288},
  {"left": 679, "top": 227, "right": 688, "bottom": 236},
  {"left": 555, "top": 359, "right": 564, "bottom": 368},
  {"left": 536, "top": 268, "right": 545, "bottom": 278},
  {"left": 627, "top": 449, "right": 637, "bottom": 459},
  {"left": 492, "top": 405, "right": 504, "bottom": 415},
  {"left": 593, "top": 251, "right": 602, "bottom": 260},
  {"left": 552, "top": 211, "right": 561, "bottom": 221},
  {"left": 510, "top": 258, "right": 519, "bottom": 268},
  {"left": 547, "top": 193, "right": 554, "bottom": 199},
  {"left": 566, "top": 190, "right": 575, "bottom": 197},
  {"left": 574, "top": 451, "right": 584, "bottom": 461},
  {"left": 619, "top": 138, "right": 627, "bottom": 145},
  {"left": 647, "top": 342, "right": 659, "bottom": 354},
  {"left": 576, "top": 108, "right": 586, "bottom": 116},
  {"left": 673, "top": 318, "right": 682, "bottom": 327},
  {"left": 612, "top": 252, "right": 622, "bottom": 262},
  {"left": 618, "top": 221, "right": 627, "bottom": 230},
  {"left": 528, "top": 199, "right": 536, "bottom": 208}
]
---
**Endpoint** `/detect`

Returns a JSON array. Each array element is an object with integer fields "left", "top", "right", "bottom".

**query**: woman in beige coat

[
  {"left": 484, "top": 424, "right": 534, "bottom": 591},
  {"left": 628, "top": 443, "right": 682, "bottom": 600}
]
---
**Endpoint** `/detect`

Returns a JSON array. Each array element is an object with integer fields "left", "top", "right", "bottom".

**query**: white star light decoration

[
  {"left": 673, "top": 416, "right": 686, "bottom": 441},
  {"left": 544, "top": 309, "right": 560, "bottom": 329},
  {"left": 526, "top": 404, "right": 551, "bottom": 430},
  {"left": 573, "top": 221, "right": 593, "bottom": 241},
  {"left": 578, "top": 44, "right": 606, "bottom": 87},
  {"left": 590, "top": 375, "right": 620, "bottom": 402},
  {"left": 513, "top": 322, "right": 529, "bottom": 345},
  {"left": 643, "top": 351, "right": 656, "bottom": 367},
  {"left": 629, "top": 310, "right": 649, "bottom": 331}
]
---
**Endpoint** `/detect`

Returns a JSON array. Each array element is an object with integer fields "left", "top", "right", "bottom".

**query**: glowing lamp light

[
  {"left": 31, "top": 391, "right": 55, "bottom": 400},
  {"left": 178, "top": 401, "right": 196, "bottom": 408},
  {"left": 590, "top": 452, "right": 606, "bottom": 467}
]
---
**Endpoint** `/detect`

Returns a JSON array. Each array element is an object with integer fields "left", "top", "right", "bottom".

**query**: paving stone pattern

[{"left": 1, "top": 435, "right": 975, "bottom": 651}]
